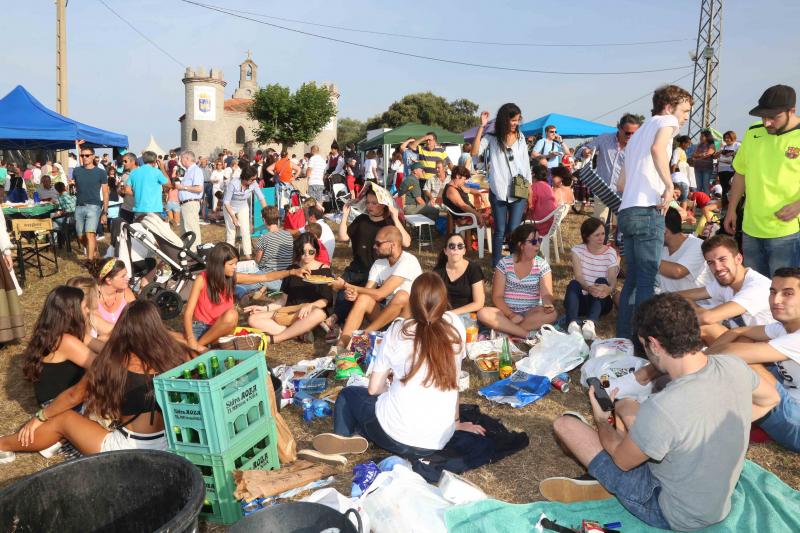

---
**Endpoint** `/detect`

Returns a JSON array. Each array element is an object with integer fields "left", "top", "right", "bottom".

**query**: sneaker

[
  {"left": 567, "top": 321, "right": 581, "bottom": 336},
  {"left": 539, "top": 476, "right": 613, "bottom": 503},
  {"left": 312, "top": 433, "right": 369, "bottom": 455},
  {"left": 581, "top": 320, "right": 597, "bottom": 341},
  {"left": 562, "top": 411, "right": 589, "bottom": 425},
  {"left": 297, "top": 449, "right": 348, "bottom": 466},
  {"left": 0, "top": 451, "right": 16, "bottom": 464}
]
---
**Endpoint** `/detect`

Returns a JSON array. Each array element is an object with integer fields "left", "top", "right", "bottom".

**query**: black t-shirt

[
  {"left": 347, "top": 214, "right": 390, "bottom": 275},
  {"left": 434, "top": 260, "right": 484, "bottom": 310},
  {"left": 282, "top": 265, "right": 334, "bottom": 307},
  {"left": 73, "top": 166, "right": 108, "bottom": 206}
]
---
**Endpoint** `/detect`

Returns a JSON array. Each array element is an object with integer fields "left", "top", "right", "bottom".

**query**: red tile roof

[{"left": 224, "top": 98, "right": 253, "bottom": 113}]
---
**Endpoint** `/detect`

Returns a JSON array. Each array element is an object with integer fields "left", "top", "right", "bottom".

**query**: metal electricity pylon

[{"left": 688, "top": 0, "right": 723, "bottom": 139}]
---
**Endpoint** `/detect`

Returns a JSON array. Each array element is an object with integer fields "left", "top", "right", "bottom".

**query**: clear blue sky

[{"left": 3, "top": 0, "right": 799, "bottom": 152}]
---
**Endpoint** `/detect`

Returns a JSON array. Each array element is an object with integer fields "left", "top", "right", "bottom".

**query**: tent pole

[{"left": 56, "top": 0, "right": 70, "bottom": 170}]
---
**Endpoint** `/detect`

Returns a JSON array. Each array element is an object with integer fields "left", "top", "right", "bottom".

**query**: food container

[{"left": 473, "top": 352, "right": 499, "bottom": 383}]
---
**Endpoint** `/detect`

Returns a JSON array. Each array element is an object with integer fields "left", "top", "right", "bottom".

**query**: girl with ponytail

[{"left": 311, "top": 273, "right": 484, "bottom": 460}]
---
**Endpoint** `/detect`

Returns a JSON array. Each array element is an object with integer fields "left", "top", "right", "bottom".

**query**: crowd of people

[{"left": 0, "top": 81, "right": 797, "bottom": 532}]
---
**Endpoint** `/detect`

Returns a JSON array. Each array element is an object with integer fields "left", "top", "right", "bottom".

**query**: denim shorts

[
  {"left": 166, "top": 201, "right": 180, "bottom": 213},
  {"left": 74, "top": 204, "right": 102, "bottom": 236},
  {"left": 757, "top": 366, "right": 800, "bottom": 452},
  {"left": 192, "top": 320, "right": 210, "bottom": 340},
  {"left": 588, "top": 451, "right": 672, "bottom": 530}
]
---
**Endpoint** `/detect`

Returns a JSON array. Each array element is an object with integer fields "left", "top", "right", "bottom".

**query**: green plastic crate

[
  {"left": 174, "top": 427, "right": 279, "bottom": 525},
  {"left": 153, "top": 349, "right": 273, "bottom": 454}
]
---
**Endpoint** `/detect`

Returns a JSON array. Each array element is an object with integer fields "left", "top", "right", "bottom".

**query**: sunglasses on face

[
  {"left": 302, "top": 249, "right": 316, "bottom": 256},
  {"left": 547, "top": 130, "right": 557, "bottom": 134},
  {"left": 528, "top": 237, "right": 541, "bottom": 245},
  {"left": 80, "top": 153, "right": 93, "bottom": 158},
  {"left": 447, "top": 242, "right": 466, "bottom": 250}
]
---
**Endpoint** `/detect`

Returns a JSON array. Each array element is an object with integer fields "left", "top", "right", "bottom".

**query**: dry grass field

[{"left": 0, "top": 212, "right": 796, "bottom": 531}]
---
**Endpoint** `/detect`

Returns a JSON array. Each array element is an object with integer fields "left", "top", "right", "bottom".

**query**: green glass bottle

[
  {"left": 168, "top": 377, "right": 181, "bottom": 403},
  {"left": 181, "top": 369, "right": 199, "bottom": 404},
  {"left": 197, "top": 362, "right": 209, "bottom": 380},
  {"left": 498, "top": 337, "right": 514, "bottom": 379},
  {"left": 225, "top": 356, "right": 237, "bottom": 370},
  {"left": 173, "top": 426, "right": 182, "bottom": 443},
  {"left": 209, "top": 356, "right": 220, "bottom": 377}
]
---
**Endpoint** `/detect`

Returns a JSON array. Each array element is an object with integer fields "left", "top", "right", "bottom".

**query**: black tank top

[
  {"left": 35, "top": 360, "right": 85, "bottom": 405},
  {"left": 443, "top": 183, "right": 471, "bottom": 215},
  {"left": 121, "top": 371, "right": 159, "bottom": 417}
]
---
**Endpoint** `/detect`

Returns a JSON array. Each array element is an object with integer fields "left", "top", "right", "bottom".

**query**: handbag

[{"left": 501, "top": 137, "right": 529, "bottom": 200}]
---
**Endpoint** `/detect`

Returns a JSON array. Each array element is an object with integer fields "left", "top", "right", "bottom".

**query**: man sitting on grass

[
  {"left": 332, "top": 226, "right": 421, "bottom": 349},
  {"left": 541, "top": 293, "right": 779, "bottom": 531},
  {"left": 708, "top": 267, "right": 800, "bottom": 452}
]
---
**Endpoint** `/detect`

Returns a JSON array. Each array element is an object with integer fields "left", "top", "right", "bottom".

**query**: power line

[
  {"left": 190, "top": 1, "right": 693, "bottom": 49},
  {"left": 97, "top": 0, "right": 185, "bottom": 67},
  {"left": 178, "top": 0, "right": 692, "bottom": 76},
  {"left": 590, "top": 72, "right": 694, "bottom": 121}
]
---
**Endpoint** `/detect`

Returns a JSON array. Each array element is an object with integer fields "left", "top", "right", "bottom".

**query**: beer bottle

[
  {"left": 209, "top": 356, "right": 220, "bottom": 377},
  {"left": 181, "top": 369, "right": 199, "bottom": 404},
  {"left": 168, "top": 377, "right": 181, "bottom": 403},
  {"left": 197, "top": 362, "right": 209, "bottom": 380},
  {"left": 498, "top": 337, "right": 514, "bottom": 379},
  {"left": 225, "top": 356, "right": 237, "bottom": 370},
  {"left": 173, "top": 426, "right": 182, "bottom": 443}
]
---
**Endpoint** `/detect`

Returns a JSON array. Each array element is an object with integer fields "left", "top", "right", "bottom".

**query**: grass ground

[{"left": 0, "top": 212, "right": 796, "bottom": 532}]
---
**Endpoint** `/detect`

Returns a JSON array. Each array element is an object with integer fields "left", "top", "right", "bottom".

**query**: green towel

[{"left": 444, "top": 461, "right": 799, "bottom": 532}]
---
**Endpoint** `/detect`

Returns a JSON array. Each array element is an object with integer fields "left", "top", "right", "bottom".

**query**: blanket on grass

[{"left": 444, "top": 461, "right": 799, "bottom": 533}]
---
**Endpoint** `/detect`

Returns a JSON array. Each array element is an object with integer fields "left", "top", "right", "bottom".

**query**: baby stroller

[{"left": 117, "top": 214, "right": 206, "bottom": 320}]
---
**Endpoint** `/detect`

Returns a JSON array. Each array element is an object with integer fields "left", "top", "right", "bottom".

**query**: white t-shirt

[
  {"left": 210, "top": 169, "right": 225, "bottom": 191},
  {"left": 717, "top": 142, "right": 741, "bottom": 173},
  {"left": 671, "top": 171, "right": 689, "bottom": 186},
  {"left": 32, "top": 167, "right": 42, "bottom": 185},
  {"left": 620, "top": 114, "right": 680, "bottom": 210},
  {"left": 657, "top": 235, "right": 709, "bottom": 293},
  {"left": 363, "top": 159, "right": 377, "bottom": 181},
  {"left": 375, "top": 312, "right": 465, "bottom": 450},
  {"left": 307, "top": 154, "right": 326, "bottom": 186},
  {"left": 704, "top": 268, "right": 773, "bottom": 326},
  {"left": 764, "top": 322, "right": 800, "bottom": 401},
  {"left": 368, "top": 251, "right": 422, "bottom": 300}
]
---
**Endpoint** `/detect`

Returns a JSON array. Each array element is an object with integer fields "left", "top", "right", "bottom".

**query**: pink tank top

[
  {"left": 97, "top": 293, "right": 127, "bottom": 323},
  {"left": 194, "top": 271, "right": 233, "bottom": 325}
]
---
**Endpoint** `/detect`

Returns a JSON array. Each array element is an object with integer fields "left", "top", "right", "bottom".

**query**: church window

[
  {"left": 235, "top": 126, "right": 245, "bottom": 144},
  {"left": 245, "top": 65, "right": 252, "bottom": 81},
  {"left": 191, "top": 128, "right": 198, "bottom": 141}
]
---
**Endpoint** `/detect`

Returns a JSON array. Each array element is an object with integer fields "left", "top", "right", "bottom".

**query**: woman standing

[
  {"left": 715, "top": 131, "right": 740, "bottom": 203},
  {"left": 0, "top": 207, "right": 23, "bottom": 344},
  {"left": 472, "top": 104, "right": 531, "bottom": 266},
  {"left": 222, "top": 165, "right": 267, "bottom": 260},
  {"left": 363, "top": 151, "right": 379, "bottom": 183},
  {"left": 477, "top": 223, "right": 557, "bottom": 338},
  {"left": 690, "top": 130, "right": 716, "bottom": 193},
  {"left": 210, "top": 160, "right": 226, "bottom": 211},
  {"left": 433, "top": 233, "right": 485, "bottom": 316}
]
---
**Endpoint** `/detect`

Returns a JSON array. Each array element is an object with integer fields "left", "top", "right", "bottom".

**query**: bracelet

[{"left": 35, "top": 408, "right": 48, "bottom": 422}]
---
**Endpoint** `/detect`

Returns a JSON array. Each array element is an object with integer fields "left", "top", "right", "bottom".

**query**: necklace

[{"left": 100, "top": 288, "right": 120, "bottom": 310}]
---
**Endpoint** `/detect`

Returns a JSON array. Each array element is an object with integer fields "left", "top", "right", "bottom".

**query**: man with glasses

[
  {"left": 175, "top": 150, "right": 204, "bottom": 251},
  {"left": 723, "top": 84, "right": 800, "bottom": 276},
  {"left": 531, "top": 125, "right": 569, "bottom": 182},
  {"left": 73, "top": 145, "right": 109, "bottom": 260}
]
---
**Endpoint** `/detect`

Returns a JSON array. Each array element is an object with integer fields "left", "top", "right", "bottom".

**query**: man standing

[
  {"left": 616, "top": 85, "right": 691, "bottom": 341},
  {"left": 117, "top": 152, "right": 138, "bottom": 224},
  {"left": 542, "top": 293, "right": 779, "bottom": 531},
  {"left": 198, "top": 155, "right": 213, "bottom": 223},
  {"left": 709, "top": 267, "right": 800, "bottom": 452},
  {"left": 306, "top": 145, "right": 327, "bottom": 203},
  {"left": 175, "top": 151, "right": 204, "bottom": 250},
  {"left": 531, "top": 125, "right": 569, "bottom": 180},
  {"left": 126, "top": 151, "right": 170, "bottom": 216},
  {"left": 724, "top": 84, "right": 800, "bottom": 276},
  {"left": 581, "top": 114, "right": 643, "bottom": 224},
  {"left": 267, "top": 150, "right": 301, "bottom": 211},
  {"left": 401, "top": 132, "right": 451, "bottom": 187},
  {"left": 73, "top": 146, "right": 109, "bottom": 260}
]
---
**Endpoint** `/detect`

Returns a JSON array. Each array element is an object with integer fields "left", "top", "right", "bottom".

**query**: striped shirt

[
  {"left": 497, "top": 255, "right": 551, "bottom": 313},
  {"left": 575, "top": 165, "right": 621, "bottom": 213},
  {"left": 584, "top": 133, "right": 626, "bottom": 187},
  {"left": 571, "top": 244, "right": 618, "bottom": 287},
  {"left": 416, "top": 145, "right": 451, "bottom": 180},
  {"left": 255, "top": 229, "right": 294, "bottom": 273}
]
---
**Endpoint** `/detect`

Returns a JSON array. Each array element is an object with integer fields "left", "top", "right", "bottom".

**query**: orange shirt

[{"left": 274, "top": 157, "right": 294, "bottom": 183}]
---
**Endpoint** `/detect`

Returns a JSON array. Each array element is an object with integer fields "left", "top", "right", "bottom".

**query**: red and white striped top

[{"left": 571, "top": 244, "right": 618, "bottom": 287}]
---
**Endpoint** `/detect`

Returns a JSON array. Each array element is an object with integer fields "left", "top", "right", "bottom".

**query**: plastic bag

[
  {"left": 478, "top": 371, "right": 551, "bottom": 408},
  {"left": 588, "top": 337, "right": 634, "bottom": 359},
  {"left": 515, "top": 325, "right": 589, "bottom": 379},
  {"left": 466, "top": 337, "right": 526, "bottom": 360},
  {"left": 301, "top": 487, "right": 371, "bottom": 533},
  {"left": 335, "top": 352, "right": 364, "bottom": 380},
  {"left": 580, "top": 354, "right": 647, "bottom": 388}
]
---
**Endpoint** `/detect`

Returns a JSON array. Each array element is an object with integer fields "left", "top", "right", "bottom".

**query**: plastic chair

[
  {"left": 444, "top": 205, "right": 491, "bottom": 259},
  {"left": 554, "top": 202, "right": 572, "bottom": 257},
  {"left": 525, "top": 203, "right": 570, "bottom": 264}
]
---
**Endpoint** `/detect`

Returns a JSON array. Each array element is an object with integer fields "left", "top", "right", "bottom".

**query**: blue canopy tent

[
  {"left": 520, "top": 113, "right": 615, "bottom": 139},
  {"left": 0, "top": 85, "right": 128, "bottom": 149}
]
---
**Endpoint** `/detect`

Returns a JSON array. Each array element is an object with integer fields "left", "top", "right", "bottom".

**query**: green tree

[
  {"left": 249, "top": 82, "right": 337, "bottom": 148},
  {"left": 337, "top": 117, "right": 366, "bottom": 148},
  {"left": 366, "top": 92, "right": 480, "bottom": 133}
]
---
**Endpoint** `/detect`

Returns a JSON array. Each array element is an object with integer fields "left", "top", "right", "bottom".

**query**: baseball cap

[
  {"left": 749, "top": 84, "right": 796, "bottom": 117},
  {"left": 410, "top": 162, "right": 425, "bottom": 171}
]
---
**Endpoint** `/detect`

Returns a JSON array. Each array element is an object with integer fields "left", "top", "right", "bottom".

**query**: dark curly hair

[{"left": 633, "top": 293, "right": 703, "bottom": 357}]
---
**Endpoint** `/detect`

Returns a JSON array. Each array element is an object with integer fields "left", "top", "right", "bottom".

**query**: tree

[
  {"left": 337, "top": 118, "right": 366, "bottom": 148},
  {"left": 367, "top": 92, "right": 480, "bottom": 133},
  {"left": 249, "top": 82, "right": 337, "bottom": 148}
]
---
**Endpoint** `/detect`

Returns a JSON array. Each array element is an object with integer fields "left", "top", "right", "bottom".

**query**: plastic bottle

[
  {"left": 465, "top": 313, "right": 479, "bottom": 343},
  {"left": 302, "top": 398, "right": 314, "bottom": 422},
  {"left": 498, "top": 337, "right": 514, "bottom": 379}
]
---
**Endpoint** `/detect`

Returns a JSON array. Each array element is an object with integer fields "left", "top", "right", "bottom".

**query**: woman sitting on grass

[
  {"left": 245, "top": 234, "right": 333, "bottom": 344},
  {"left": 66, "top": 276, "right": 114, "bottom": 345},
  {"left": 433, "top": 233, "right": 485, "bottom": 316},
  {"left": 310, "top": 273, "right": 485, "bottom": 460},
  {"left": 477, "top": 223, "right": 557, "bottom": 338},
  {"left": 93, "top": 259, "right": 136, "bottom": 325},
  {"left": 0, "top": 300, "right": 188, "bottom": 463},
  {"left": 184, "top": 242, "right": 310, "bottom": 352}
]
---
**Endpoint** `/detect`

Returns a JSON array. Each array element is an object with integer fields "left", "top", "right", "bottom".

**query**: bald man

[{"left": 333, "top": 226, "right": 422, "bottom": 348}]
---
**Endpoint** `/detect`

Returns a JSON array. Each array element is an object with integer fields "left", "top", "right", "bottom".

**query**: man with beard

[
  {"left": 541, "top": 293, "right": 779, "bottom": 531},
  {"left": 708, "top": 267, "right": 800, "bottom": 452},
  {"left": 676, "top": 234, "right": 773, "bottom": 345},
  {"left": 333, "top": 226, "right": 421, "bottom": 349}
]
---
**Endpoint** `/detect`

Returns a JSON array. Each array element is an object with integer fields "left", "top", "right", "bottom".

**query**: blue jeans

[
  {"left": 564, "top": 278, "right": 612, "bottom": 324},
  {"left": 333, "top": 386, "right": 437, "bottom": 459},
  {"left": 675, "top": 182, "right": 689, "bottom": 203},
  {"left": 588, "top": 451, "right": 672, "bottom": 530},
  {"left": 235, "top": 270, "right": 283, "bottom": 299},
  {"left": 489, "top": 191, "right": 526, "bottom": 266},
  {"left": 695, "top": 168, "right": 713, "bottom": 193},
  {"left": 333, "top": 266, "right": 369, "bottom": 326},
  {"left": 742, "top": 232, "right": 800, "bottom": 278},
  {"left": 616, "top": 207, "right": 664, "bottom": 340},
  {"left": 757, "top": 366, "right": 800, "bottom": 452},
  {"left": 74, "top": 204, "right": 102, "bottom": 236},
  {"left": 192, "top": 320, "right": 210, "bottom": 339},
  {"left": 203, "top": 182, "right": 214, "bottom": 220}
]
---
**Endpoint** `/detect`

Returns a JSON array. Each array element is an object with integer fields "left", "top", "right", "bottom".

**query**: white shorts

[{"left": 100, "top": 428, "right": 167, "bottom": 452}]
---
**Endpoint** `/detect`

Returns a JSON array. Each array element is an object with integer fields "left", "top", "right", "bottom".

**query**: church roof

[{"left": 224, "top": 98, "right": 252, "bottom": 113}]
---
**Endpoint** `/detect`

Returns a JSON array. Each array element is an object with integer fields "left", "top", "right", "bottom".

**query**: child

[
  {"left": 183, "top": 242, "right": 310, "bottom": 352},
  {"left": 51, "top": 182, "right": 76, "bottom": 232},
  {"left": 165, "top": 179, "right": 181, "bottom": 227}
]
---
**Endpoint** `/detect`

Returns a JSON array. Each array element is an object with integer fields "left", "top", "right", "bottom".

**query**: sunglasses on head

[{"left": 447, "top": 242, "right": 465, "bottom": 250}]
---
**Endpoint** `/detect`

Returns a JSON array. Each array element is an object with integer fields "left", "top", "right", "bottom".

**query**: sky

[{"left": 3, "top": 0, "right": 799, "bottom": 152}]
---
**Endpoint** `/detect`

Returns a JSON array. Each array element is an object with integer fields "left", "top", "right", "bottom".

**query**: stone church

[{"left": 179, "top": 53, "right": 339, "bottom": 158}]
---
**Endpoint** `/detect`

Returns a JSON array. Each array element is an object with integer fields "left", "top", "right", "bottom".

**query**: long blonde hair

[{"left": 66, "top": 275, "right": 100, "bottom": 333}]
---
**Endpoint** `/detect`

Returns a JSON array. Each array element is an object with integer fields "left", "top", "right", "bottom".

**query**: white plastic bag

[
  {"left": 515, "top": 325, "right": 589, "bottom": 379},
  {"left": 588, "top": 338, "right": 634, "bottom": 359},
  {"left": 301, "top": 487, "right": 371, "bottom": 533},
  {"left": 580, "top": 354, "right": 646, "bottom": 387}
]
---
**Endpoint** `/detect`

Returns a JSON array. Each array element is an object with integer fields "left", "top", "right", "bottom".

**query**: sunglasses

[
  {"left": 527, "top": 237, "right": 541, "bottom": 245},
  {"left": 302, "top": 249, "right": 316, "bottom": 256},
  {"left": 623, "top": 131, "right": 635, "bottom": 136},
  {"left": 547, "top": 130, "right": 557, "bottom": 134},
  {"left": 80, "top": 154, "right": 93, "bottom": 158},
  {"left": 506, "top": 147, "right": 515, "bottom": 162},
  {"left": 447, "top": 242, "right": 466, "bottom": 250}
]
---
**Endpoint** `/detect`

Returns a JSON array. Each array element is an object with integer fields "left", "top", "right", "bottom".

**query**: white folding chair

[
  {"left": 525, "top": 204, "right": 570, "bottom": 264},
  {"left": 554, "top": 202, "right": 572, "bottom": 257},
  {"left": 444, "top": 205, "right": 491, "bottom": 259}
]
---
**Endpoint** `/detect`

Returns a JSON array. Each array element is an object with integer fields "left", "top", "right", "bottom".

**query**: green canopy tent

[{"left": 358, "top": 123, "right": 464, "bottom": 188}]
